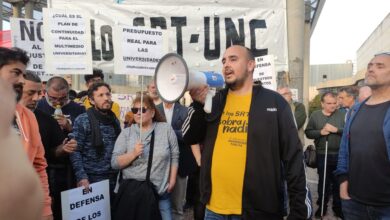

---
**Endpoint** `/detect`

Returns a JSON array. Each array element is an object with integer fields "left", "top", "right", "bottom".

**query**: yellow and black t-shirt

[{"left": 207, "top": 91, "right": 252, "bottom": 214}]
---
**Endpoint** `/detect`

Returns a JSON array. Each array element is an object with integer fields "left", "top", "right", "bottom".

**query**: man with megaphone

[{"left": 181, "top": 45, "right": 311, "bottom": 220}]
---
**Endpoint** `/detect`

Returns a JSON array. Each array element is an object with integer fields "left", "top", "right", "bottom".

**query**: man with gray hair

[
  {"left": 277, "top": 86, "right": 307, "bottom": 144},
  {"left": 37, "top": 76, "right": 85, "bottom": 133},
  {"left": 335, "top": 52, "right": 390, "bottom": 219},
  {"left": 338, "top": 87, "right": 358, "bottom": 110},
  {"left": 20, "top": 71, "right": 78, "bottom": 220}
]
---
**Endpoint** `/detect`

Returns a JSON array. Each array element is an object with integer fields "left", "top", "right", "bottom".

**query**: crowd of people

[{"left": 0, "top": 45, "right": 389, "bottom": 220}]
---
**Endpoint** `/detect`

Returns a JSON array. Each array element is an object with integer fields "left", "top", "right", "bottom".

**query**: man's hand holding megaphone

[
  {"left": 154, "top": 53, "right": 224, "bottom": 113},
  {"left": 189, "top": 85, "right": 209, "bottom": 105}
]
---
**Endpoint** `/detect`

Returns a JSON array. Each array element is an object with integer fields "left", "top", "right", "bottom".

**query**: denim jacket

[{"left": 334, "top": 99, "right": 390, "bottom": 183}]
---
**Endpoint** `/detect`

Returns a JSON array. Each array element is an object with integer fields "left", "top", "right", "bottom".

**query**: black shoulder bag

[
  {"left": 112, "top": 131, "right": 162, "bottom": 220},
  {"left": 304, "top": 144, "right": 317, "bottom": 168}
]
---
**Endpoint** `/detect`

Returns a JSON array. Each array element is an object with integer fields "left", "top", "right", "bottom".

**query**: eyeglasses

[
  {"left": 131, "top": 107, "right": 148, "bottom": 114},
  {"left": 46, "top": 93, "right": 68, "bottom": 103}
]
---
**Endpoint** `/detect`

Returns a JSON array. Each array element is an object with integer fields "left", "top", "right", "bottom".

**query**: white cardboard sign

[
  {"left": 113, "top": 25, "right": 167, "bottom": 76},
  {"left": 61, "top": 180, "right": 111, "bottom": 220},
  {"left": 253, "top": 54, "right": 277, "bottom": 91},
  {"left": 43, "top": 8, "right": 93, "bottom": 75},
  {"left": 10, "top": 18, "right": 53, "bottom": 81}
]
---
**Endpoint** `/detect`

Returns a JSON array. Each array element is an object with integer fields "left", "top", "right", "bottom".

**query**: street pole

[
  {"left": 0, "top": 0, "right": 3, "bottom": 30},
  {"left": 25, "top": 0, "right": 34, "bottom": 19},
  {"left": 12, "top": 2, "right": 22, "bottom": 18},
  {"left": 286, "top": 0, "right": 305, "bottom": 102},
  {"left": 303, "top": 1, "right": 311, "bottom": 120}
]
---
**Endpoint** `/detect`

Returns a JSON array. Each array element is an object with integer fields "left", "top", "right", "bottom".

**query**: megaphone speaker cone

[{"left": 154, "top": 53, "right": 189, "bottom": 103}]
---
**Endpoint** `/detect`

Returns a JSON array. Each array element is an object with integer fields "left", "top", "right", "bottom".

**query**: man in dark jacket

[
  {"left": 70, "top": 82, "right": 120, "bottom": 198},
  {"left": 305, "top": 92, "right": 345, "bottom": 218},
  {"left": 157, "top": 101, "right": 197, "bottom": 220},
  {"left": 37, "top": 76, "right": 85, "bottom": 134},
  {"left": 182, "top": 45, "right": 311, "bottom": 220},
  {"left": 335, "top": 53, "right": 390, "bottom": 219}
]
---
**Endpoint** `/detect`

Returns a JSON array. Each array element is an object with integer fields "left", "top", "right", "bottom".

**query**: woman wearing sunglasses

[{"left": 111, "top": 94, "right": 179, "bottom": 220}]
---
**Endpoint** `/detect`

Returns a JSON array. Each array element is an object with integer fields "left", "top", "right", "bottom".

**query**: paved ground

[
  {"left": 183, "top": 166, "right": 341, "bottom": 220},
  {"left": 306, "top": 167, "right": 341, "bottom": 220},
  {"left": 183, "top": 140, "right": 342, "bottom": 219}
]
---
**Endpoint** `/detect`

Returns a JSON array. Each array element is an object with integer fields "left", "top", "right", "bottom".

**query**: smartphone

[{"left": 68, "top": 133, "right": 75, "bottom": 140}]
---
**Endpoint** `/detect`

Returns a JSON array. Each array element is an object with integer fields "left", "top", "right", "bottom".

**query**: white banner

[
  {"left": 253, "top": 55, "right": 277, "bottom": 91},
  {"left": 61, "top": 180, "right": 110, "bottom": 220},
  {"left": 10, "top": 18, "right": 53, "bottom": 81},
  {"left": 51, "top": 0, "right": 288, "bottom": 74},
  {"left": 113, "top": 25, "right": 167, "bottom": 75},
  {"left": 43, "top": 8, "right": 93, "bottom": 75}
]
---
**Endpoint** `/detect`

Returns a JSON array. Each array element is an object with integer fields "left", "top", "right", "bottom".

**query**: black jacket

[
  {"left": 157, "top": 102, "right": 197, "bottom": 177},
  {"left": 182, "top": 85, "right": 311, "bottom": 220}
]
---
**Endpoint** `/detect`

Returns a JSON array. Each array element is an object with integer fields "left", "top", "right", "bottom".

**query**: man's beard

[
  {"left": 225, "top": 72, "right": 250, "bottom": 91},
  {"left": 226, "top": 79, "right": 244, "bottom": 91},
  {"left": 13, "top": 83, "right": 23, "bottom": 102},
  {"left": 96, "top": 102, "right": 113, "bottom": 113}
]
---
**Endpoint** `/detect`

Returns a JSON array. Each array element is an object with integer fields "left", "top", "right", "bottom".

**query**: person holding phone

[
  {"left": 19, "top": 71, "right": 78, "bottom": 220},
  {"left": 70, "top": 82, "right": 121, "bottom": 199}
]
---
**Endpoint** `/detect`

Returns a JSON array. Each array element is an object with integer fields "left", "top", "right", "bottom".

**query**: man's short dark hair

[
  {"left": 321, "top": 92, "right": 336, "bottom": 102},
  {"left": 46, "top": 76, "right": 69, "bottom": 92},
  {"left": 339, "top": 87, "right": 357, "bottom": 99},
  {"left": 87, "top": 82, "right": 111, "bottom": 100},
  {"left": 68, "top": 89, "right": 77, "bottom": 101},
  {"left": 225, "top": 45, "right": 254, "bottom": 61},
  {"left": 84, "top": 68, "right": 104, "bottom": 82},
  {"left": 0, "top": 47, "right": 30, "bottom": 69},
  {"left": 24, "top": 70, "right": 41, "bottom": 83},
  {"left": 76, "top": 90, "right": 88, "bottom": 99},
  {"left": 245, "top": 47, "right": 255, "bottom": 61}
]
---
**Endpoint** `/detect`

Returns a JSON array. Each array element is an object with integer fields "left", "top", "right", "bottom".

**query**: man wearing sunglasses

[{"left": 37, "top": 76, "right": 85, "bottom": 133}]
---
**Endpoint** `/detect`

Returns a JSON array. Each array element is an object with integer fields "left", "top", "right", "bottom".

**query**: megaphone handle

[{"left": 203, "top": 90, "right": 214, "bottom": 114}]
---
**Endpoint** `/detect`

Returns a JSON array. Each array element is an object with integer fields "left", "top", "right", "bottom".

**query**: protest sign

[
  {"left": 114, "top": 25, "right": 167, "bottom": 75},
  {"left": 43, "top": 8, "right": 93, "bottom": 75},
  {"left": 10, "top": 18, "right": 53, "bottom": 81},
  {"left": 61, "top": 180, "right": 110, "bottom": 220},
  {"left": 253, "top": 54, "right": 277, "bottom": 90}
]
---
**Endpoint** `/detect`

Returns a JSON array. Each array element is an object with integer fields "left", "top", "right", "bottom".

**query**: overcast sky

[{"left": 310, "top": 0, "right": 390, "bottom": 65}]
